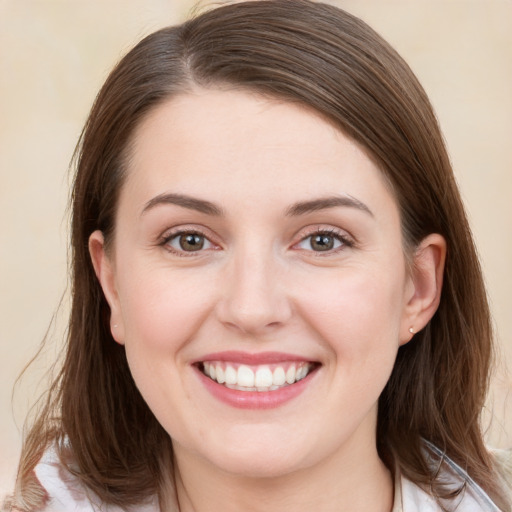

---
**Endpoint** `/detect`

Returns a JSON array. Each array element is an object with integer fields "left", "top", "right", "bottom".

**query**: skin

[{"left": 90, "top": 88, "right": 445, "bottom": 512}]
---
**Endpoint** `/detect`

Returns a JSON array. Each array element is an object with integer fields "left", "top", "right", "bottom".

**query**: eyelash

[
  {"left": 159, "top": 227, "right": 353, "bottom": 257},
  {"left": 160, "top": 228, "right": 217, "bottom": 257},
  {"left": 294, "top": 228, "right": 354, "bottom": 255}
]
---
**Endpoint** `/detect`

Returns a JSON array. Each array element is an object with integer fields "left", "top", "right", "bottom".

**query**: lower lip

[{"left": 195, "top": 367, "right": 317, "bottom": 409}]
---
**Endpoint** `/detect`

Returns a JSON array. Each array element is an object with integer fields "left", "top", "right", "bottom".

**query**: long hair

[{"left": 9, "top": 1, "right": 509, "bottom": 510}]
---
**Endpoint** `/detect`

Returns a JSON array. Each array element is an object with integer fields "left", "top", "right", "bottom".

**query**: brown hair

[{"left": 8, "top": 1, "right": 509, "bottom": 510}]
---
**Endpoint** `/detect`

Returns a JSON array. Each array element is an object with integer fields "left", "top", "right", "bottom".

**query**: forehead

[{"left": 121, "top": 88, "right": 398, "bottom": 220}]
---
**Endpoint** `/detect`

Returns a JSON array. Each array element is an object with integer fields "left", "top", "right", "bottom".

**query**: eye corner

[
  {"left": 159, "top": 227, "right": 221, "bottom": 257},
  {"left": 291, "top": 226, "right": 355, "bottom": 255}
]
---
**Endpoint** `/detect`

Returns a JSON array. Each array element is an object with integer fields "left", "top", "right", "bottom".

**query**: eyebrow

[
  {"left": 142, "top": 193, "right": 224, "bottom": 216},
  {"left": 141, "top": 192, "right": 372, "bottom": 218},
  {"left": 285, "top": 195, "right": 374, "bottom": 217}
]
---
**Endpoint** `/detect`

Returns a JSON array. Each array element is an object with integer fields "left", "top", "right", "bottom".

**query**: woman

[{"left": 4, "top": 1, "right": 511, "bottom": 511}]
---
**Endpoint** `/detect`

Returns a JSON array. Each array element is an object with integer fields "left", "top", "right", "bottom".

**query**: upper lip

[{"left": 193, "top": 351, "right": 318, "bottom": 365}]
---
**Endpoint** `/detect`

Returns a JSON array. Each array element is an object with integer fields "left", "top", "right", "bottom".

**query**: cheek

[
  {"left": 115, "top": 268, "right": 216, "bottom": 431},
  {"left": 297, "top": 265, "right": 406, "bottom": 361},
  {"left": 117, "top": 266, "right": 216, "bottom": 356}
]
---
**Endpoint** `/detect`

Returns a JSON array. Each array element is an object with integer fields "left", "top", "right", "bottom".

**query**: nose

[{"left": 215, "top": 246, "right": 292, "bottom": 335}]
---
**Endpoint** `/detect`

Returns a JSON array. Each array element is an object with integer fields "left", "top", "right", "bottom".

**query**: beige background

[{"left": 1, "top": 0, "right": 511, "bottom": 495}]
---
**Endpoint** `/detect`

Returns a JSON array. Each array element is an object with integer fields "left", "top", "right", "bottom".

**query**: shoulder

[
  {"left": 400, "top": 474, "right": 503, "bottom": 512},
  {"left": 398, "top": 442, "right": 508, "bottom": 512},
  {"left": 31, "top": 446, "right": 159, "bottom": 512},
  {"left": 490, "top": 447, "right": 512, "bottom": 495}
]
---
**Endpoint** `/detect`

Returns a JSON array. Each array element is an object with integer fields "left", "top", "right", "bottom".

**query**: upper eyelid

[
  {"left": 160, "top": 225, "right": 216, "bottom": 242},
  {"left": 158, "top": 226, "right": 219, "bottom": 252},
  {"left": 291, "top": 226, "right": 356, "bottom": 252},
  {"left": 159, "top": 229, "right": 219, "bottom": 258},
  {"left": 156, "top": 224, "right": 354, "bottom": 248},
  {"left": 294, "top": 225, "right": 354, "bottom": 242}
]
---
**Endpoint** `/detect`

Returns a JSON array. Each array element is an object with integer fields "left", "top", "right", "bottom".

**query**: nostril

[{"left": 216, "top": 290, "right": 293, "bottom": 335}]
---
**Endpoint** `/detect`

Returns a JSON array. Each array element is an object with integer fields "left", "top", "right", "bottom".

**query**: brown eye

[
  {"left": 296, "top": 232, "right": 345, "bottom": 252},
  {"left": 311, "top": 234, "right": 335, "bottom": 251},
  {"left": 166, "top": 232, "right": 213, "bottom": 253},
  {"left": 179, "top": 234, "right": 204, "bottom": 251}
]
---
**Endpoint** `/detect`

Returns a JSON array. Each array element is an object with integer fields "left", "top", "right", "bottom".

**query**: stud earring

[{"left": 408, "top": 327, "right": 414, "bottom": 334}]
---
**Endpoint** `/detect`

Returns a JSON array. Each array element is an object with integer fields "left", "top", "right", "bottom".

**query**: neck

[{"left": 169, "top": 436, "right": 393, "bottom": 512}]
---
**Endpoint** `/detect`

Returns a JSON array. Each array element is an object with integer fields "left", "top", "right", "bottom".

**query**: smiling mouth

[{"left": 198, "top": 361, "right": 319, "bottom": 392}]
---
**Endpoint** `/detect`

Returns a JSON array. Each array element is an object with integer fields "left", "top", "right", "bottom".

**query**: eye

[
  {"left": 165, "top": 231, "right": 214, "bottom": 253},
  {"left": 296, "top": 231, "right": 349, "bottom": 252}
]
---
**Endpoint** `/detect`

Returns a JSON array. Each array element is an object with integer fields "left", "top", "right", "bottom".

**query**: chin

[
  {"left": 194, "top": 428, "right": 316, "bottom": 479},
  {"left": 214, "top": 452, "right": 309, "bottom": 480}
]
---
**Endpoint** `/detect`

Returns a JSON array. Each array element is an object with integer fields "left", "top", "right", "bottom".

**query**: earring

[{"left": 408, "top": 327, "right": 414, "bottom": 334}]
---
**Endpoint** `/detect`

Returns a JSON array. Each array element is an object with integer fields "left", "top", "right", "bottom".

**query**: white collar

[
  {"left": 392, "top": 444, "right": 503, "bottom": 512},
  {"left": 35, "top": 443, "right": 502, "bottom": 512}
]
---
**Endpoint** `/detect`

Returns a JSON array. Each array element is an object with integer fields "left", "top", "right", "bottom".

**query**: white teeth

[
  {"left": 202, "top": 361, "right": 314, "bottom": 390},
  {"left": 225, "top": 366, "right": 237, "bottom": 385},
  {"left": 285, "top": 365, "right": 296, "bottom": 384},
  {"left": 254, "top": 366, "right": 273, "bottom": 387},
  {"left": 237, "top": 365, "right": 255, "bottom": 387},
  {"left": 273, "top": 367, "right": 286, "bottom": 386}
]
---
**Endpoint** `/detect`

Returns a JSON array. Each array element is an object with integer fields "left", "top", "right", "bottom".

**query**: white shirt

[{"left": 34, "top": 445, "right": 507, "bottom": 512}]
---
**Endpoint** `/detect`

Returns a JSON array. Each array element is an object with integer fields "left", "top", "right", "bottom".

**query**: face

[{"left": 91, "top": 89, "right": 420, "bottom": 479}]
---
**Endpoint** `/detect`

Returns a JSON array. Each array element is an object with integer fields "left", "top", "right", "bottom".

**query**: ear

[
  {"left": 89, "top": 230, "right": 125, "bottom": 345},
  {"left": 400, "top": 233, "right": 446, "bottom": 345}
]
